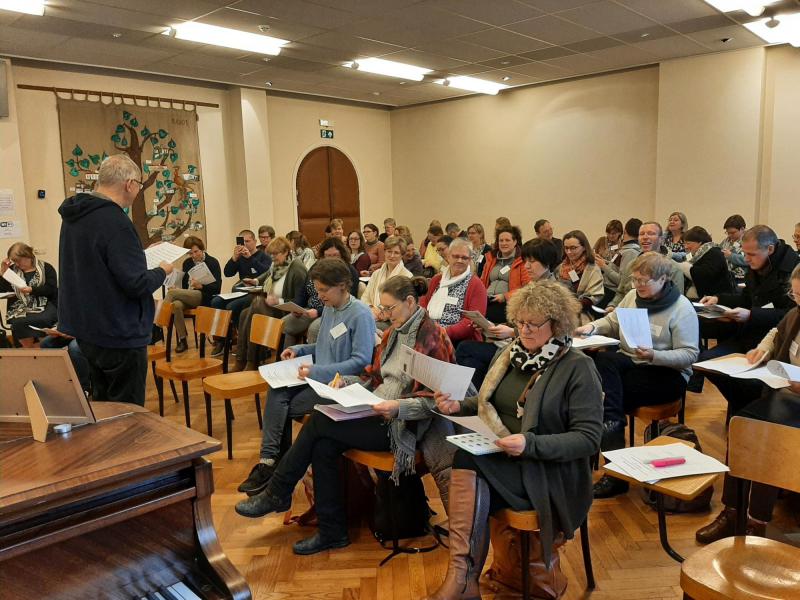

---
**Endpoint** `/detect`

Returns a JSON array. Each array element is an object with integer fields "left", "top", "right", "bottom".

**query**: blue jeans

[{"left": 259, "top": 385, "right": 334, "bottom": 459}]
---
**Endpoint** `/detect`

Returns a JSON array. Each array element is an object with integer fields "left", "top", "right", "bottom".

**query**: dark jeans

[
  {"left": 456, "top": 341, "right": 501, "bottom": 389},
  {"left": 267, "top": 413, "right": 390, "bottom": 539},
  {"left": 259, "top": 385, "right": 334, "bottom": 459},
  {"left": 721, "top": 389, "right": 800, "bottom": 521},
  {"left": 77, "top": 341, "right": 147, "bottom": 406},
  {"left": 210, "top": 294, "right": 252, "bottom": 331},
  {"left": 592, "top": 351, "right": 687, "bottom": 423},
  {"left": 705, "top": 372, "right": 764, "bottom": 415},
  {"left": 40, "top": 336, "right": 91, "bottom": 393},
  {"left": 9, "top": 302, "right": 58, "bottom": 342}
]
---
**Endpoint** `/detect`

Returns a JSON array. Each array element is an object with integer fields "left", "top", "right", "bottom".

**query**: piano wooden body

[{"left": 0, "top": 403, "right": 251, "bottom": 600}]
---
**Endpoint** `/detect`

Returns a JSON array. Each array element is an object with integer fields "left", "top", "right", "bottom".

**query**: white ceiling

[{"left": 0, "top": 0, "right": 778, "bottom": 107}]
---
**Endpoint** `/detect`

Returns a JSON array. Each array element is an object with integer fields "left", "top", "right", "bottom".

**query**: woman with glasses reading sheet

[
  {"left": 556, "top": 230, "right": 604, "bottom": 323},
  {"left": 361, "top": 236, "right": 412, "bottom": 331},
  {"left": 574, "top": 252, "right": 699, "bottom": 498}
]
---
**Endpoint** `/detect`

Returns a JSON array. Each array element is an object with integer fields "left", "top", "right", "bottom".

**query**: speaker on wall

[{"left": 0, "top": 60, "right": 8, "bottom": 118}]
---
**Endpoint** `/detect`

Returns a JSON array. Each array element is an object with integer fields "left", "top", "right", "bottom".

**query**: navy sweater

[
  {"left": 223, "top": 250, "right": 271, "bottom": 281},
  {"left": 180, "top": 254, "right": 222, "bottom": 305},
  {"left": 57, "top": 193, "right": 165, "bottom": 348}
]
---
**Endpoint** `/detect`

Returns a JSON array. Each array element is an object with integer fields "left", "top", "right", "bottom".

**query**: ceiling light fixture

[
  {"left": 0, "top": 0, "right": 46, "bottom": 15},
  {"left": 744, "top": 12, "right": 800, "bottom": 46},
  {"left": 701, "top": 0, "right": 780, "bottom": 17},
  {"left": 346, "top": 58, "right": 432, "bottom": 81},
  {"left": 436, "top": 76, "right": 509, "bottom": 95},
  {"left": 163, "top": 22, "right": 288, "bottom": 56}
]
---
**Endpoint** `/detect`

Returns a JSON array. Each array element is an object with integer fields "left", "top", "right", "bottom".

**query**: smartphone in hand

[{"left": 236, "top": 236, "right": 245, "bottom": 246}]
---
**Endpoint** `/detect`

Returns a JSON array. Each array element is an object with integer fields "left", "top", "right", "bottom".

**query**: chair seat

[
  {"left": 203, "top": 371, "right": 268, "bottom": 398},
  {"left": 343, "top": 449, "right": 424, "bottom": 472},
  {"left": 170, "top": 357, "right": 222, "bottom": 373},
  {"left": 680, "top": 536, "right": 800, "bottom": 600},
  {"left": 494, "top": 508, "right": 540, "bottom": 531},
  {"left": 631, "top": 399, "right": 682, "bottom": 422},
  {"left": 155, "top": 359, "right": 223, "bottom": 381},
  {"left": 147, "top": 344, "right": 166, "bottom": 361}
]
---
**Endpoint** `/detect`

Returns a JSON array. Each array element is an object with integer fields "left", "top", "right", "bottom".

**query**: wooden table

[
  {"left": 0, "top": 402, "right": 251, "bottom": 599},
  {"left": 603, "top": 436, "right": 720, "bottom": 563}
]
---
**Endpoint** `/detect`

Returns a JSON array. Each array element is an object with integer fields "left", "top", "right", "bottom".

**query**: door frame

[{"left": 291, "top": 142, "right": 363, "bottom": 230}]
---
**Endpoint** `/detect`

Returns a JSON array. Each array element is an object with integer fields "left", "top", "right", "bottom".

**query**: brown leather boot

[
  {"left": 425, "top": 469, "right": 490, "bottom": 600},
  {"left": 696, "top": 507, "right": 737, "bottom": 544}
]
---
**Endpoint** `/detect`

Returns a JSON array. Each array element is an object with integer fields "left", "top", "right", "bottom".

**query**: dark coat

[
  {"left": 180, "top": 254, "right": 222, "bottom": 306},
  {"left": 690, "top": 246, "right": 734, "bottom": 298}
]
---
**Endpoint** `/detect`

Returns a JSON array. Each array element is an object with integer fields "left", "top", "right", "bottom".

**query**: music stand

[{"left": 0, "top": 348, "right": 95, "bottom": 442}]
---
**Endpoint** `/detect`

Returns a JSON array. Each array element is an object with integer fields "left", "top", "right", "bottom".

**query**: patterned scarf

[
  {"left": 688, "top": 241, "right": 715, "bottom": 264},
  {"left": 427, "top": 266, "right": 471, "bottom": 321},
  {"left": 509, "top": 335, "right": 572, "bottom": 373},
  {"left": 261, "top": 261, "right": 290, "bottom": 293},
  {"left": 559, "top": 253, "right": 587, "bottom": 284},
  {"left": 7, "top": 261, "right": 48, "bottom": 320}
]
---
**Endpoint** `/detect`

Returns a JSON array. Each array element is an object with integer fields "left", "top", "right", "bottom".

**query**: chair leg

[
  {"left": 182, "top": 381, "right": 191, "bottom": 428},
  {"left": 580, "top": 519, "right": 595, "bottom": 589},
  {"left": 224, "top": 398, "right": 234, "bottom": 460},
  {"left": 521, "top": 530, "right": 530, "bottom": 600},
  {"left": 649, "top": 419, "right": 660, "bottom": 441},
  {"left": 192, "top": 317, "right": 198, "bottom": 348},
  {"left": 628, "top": 414, "right": 635, "bottom": 447},
  {"left": 204, "top": 392, "right": 213, "bottom": 436},
  {"left": 170, "top": 380, "right": 179, "bottom": 403},
  {"left": 255, "top": 393, "right": 263, "bottom": 430},
  {"left": 154, "top": 362, "right": 164, "bottom": 417}
]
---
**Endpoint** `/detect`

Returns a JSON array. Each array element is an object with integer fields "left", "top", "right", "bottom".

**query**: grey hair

[
  {"left": 448, "top": 237, "right": 472, "bottom": 254},
  {"left": 97, "top": 154, "right": 141, "bottom": 187},
  {"left": 742, "top": 225, "right": 778, "bottom": 250}
]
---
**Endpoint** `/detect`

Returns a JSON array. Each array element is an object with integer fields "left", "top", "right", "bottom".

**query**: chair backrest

[
  {"left": 153, "top": 299, "right": 173, "bottom": 329},
  {"left": 729, "top": 416, "right": 800, "bottom": 494},
  {"left": 250, "top": 314, "right": 284, "bottom": 351},
  {"left": 194, "top": 306, "right": 232, "bottom": 339}
]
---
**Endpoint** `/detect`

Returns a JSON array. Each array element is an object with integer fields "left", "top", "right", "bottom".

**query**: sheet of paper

[
  {"left": 767, "top": 360, "right": 800, "bottom": 382},
  {"left": 306, "top": 378, "right": 382, "bottom": 408},
  {"left": 0, "top": 291, "right": 17, "bottom": 299},
  {"left": 590, "top": 305, "right": 607, "bottom": 314},
  {"left": 216, "top": 291, "right": 248, "bottom": 301},
  {"left": 691, "top": 302, "right": 732, "bottom": 314},
  {"left": 144, "top": 242, "right": 189, "bottom": 270},
  {"left": 359, "top": 276, "right": 371, "bottom": 283},
  {"left": 188, "top": 262, "right": 216, "bottom": 285},
  {"left": 731, "top": 366, "right": 789, "bottom": 389},
  {"left": 314, "top": 403, "right": 375, "bottom": 422},
  {"left": 692, "top": 355, "right": 761, "bottom": 376},
  {"left": 460, "top": 309, "right": 494, "bottom": 333},
  {"left": 258, "top": 355, "right": 313, "bottom": 388},
  {"left": 446, "top": 433, "right": 503, "bottom": 455},
  {"left": 2, "top": 268, "right": 27, "bottom": 289},
  {"left": 602, "top": 443, "right": 729, "bottom": 483},
  {"left": 239, "top": 285, "right": 263, "bottom": 292},
  {"left": 273, "top": 301, "right": 307, "bottom": 313},
  {"left": 615, "top": 307, "right": 653, "bottom": 349},
  {"left": 163, "top": 269, "right": 182, "bottom": 289},
  {"left": 399, "top": 345, "right": 474, "bottom": 400},
  {"left": 762, "top": 302, "right": 775, "bottom": 309},
  {"left": 435, "top": 412, "right": 498, "bottom": 440},
  {"left": 571, "top": 335, "right": 619, "bottom": 350}
]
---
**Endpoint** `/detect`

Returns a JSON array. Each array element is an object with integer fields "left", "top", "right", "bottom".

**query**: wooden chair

[
  {"left": 342, "top": 449, "right": 438, "bottom": 566},
  {"left": 680, "top": 417, "right": 800, "bottom": 599},
  {"left": 182, "top": 307, "right": 199, "bottom": 348},
  {"left": 155, "top": 306, "right": 232, "bottom": 429},
  {"left": 627, "top": 390, "right": 686, "bottom": 447},
  {"left": 493, "top": 509, "right": 595, "bottom": 600},
  {"left": 201, "top": 314, "right": 283, "bottom": 459},
  {"left": 148, "top": 299, "right": 179, "bottom": 416}
]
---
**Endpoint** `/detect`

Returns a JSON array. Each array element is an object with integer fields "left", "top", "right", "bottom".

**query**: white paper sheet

[
  {"left": 693, "top": 355, "right": 761, "bottom": 376},
  {"left": 258, "top": 355, "right": 313, "bottom": 388},
  {"left": 2, "top": 268, "right": 27, "bottom": 289},
  {"left": 306, "top": 378, "right": 383, "bottom": 408},
  {"left": 460, "top": 309, "right": 494, "bottom": 333},
  {"left": 163, "top": 269, "right": 183, "bottom": 289},
  {"left": 615, "top": 307, "right": 653, "bottom": 349},
  {"left": 731, "top": 366, "right": 789, "bottom": 389},
  {"left": 359, "top": 276, "right": 371, "bottom": 283},
  {"left": 144, "top": 242, "right": 189, "bottom": 270},
  {"left": 590, "top": 305, "right": 607, "bottom": 314},
  {"left": 0, "top": 291, "right": 16, "bottom": 299},
  {"left": 188, "top": 262, "right": 216, "bottom": 285},
  {"left": 571, "top": 335, "right": 619, "bottom": 350},
  {"left": 602, "top": 443, "right": 729, "bottom": 483},
  {"left": 273, "top": 301, "right": 307, "bottom": 313},
  {"left": 446, "top": 433, "right": 503, "bottom": 455},
  {"left": 767, "top": 360, "right": 800, "bottom": 382},
  {"left": 399, "top": 345, "right": 475, "bottom": 400},
  {"left": 216, "top": 291, "right": 248, "bottom": 301},
  {"left": 435, "top": 413, "right": 499, "bottom": 440}
]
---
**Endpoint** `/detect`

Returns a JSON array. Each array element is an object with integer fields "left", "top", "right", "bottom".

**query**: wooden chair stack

[
  {"left": 680, "top": 417, "right": 800, "bottom": 599},
  {"left": 202, "top": 314, "right": 284, "bottom": 459}
]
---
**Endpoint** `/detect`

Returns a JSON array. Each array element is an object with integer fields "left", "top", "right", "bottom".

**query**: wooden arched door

[{"left": 296, "top": 146, "right": 360, "bottom": 245}]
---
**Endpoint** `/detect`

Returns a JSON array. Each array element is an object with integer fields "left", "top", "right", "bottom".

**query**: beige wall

[
  {"left": 390, "top": 67, "right": 660, "bottom": 245},
  {"left": 0, "top": 60, "right": 28, "bottom": 247}
]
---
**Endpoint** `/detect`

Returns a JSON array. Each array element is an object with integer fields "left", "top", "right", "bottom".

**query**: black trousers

[
  {"left": 721, "top": 389, "right": 800, "bottom": 521},
  {"left": 77, "top": 341, "right": 147, "bottom": 406},
  {"left": 485, "top": 300, "right": 507, "bottom": 326},
  {"left": 456, "top": 341, "right": 501, "bottom": 389},
  {"left": 266, "top": 412, "right": 390, "bottom": 540},
  {"left": 705, "top": 372, "right": 764, "bottom": 415},
  {"left": 592, "top": 351, "right": 687, "bottom": 423}
]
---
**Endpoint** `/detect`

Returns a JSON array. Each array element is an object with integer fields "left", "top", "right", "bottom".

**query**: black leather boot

[{"left": 594, "top": 420, "right": 629, "bottom": 499}]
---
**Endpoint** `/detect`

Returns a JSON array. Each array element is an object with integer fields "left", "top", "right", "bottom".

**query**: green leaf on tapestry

[
  {"left": 170, "top": 206, "right": 180, "bottom": 215},
  {"left": 130, "top": 118, "right": 138, "bottom": 128},
  {"left": 72, "top": 145, "right": 83, "bottom": 156},
  {"left": 69, "top": 168, "right": 79, "bottom": 177},
  {"left": 167, "top": 139, "right": 176, "bottom": 149},
  {"left": 150, "top": 137, "right": 158, "bottom": 146},
  {"left": 142, "top": 164, "right": 150, "bottom": 174},
  {"left": 165, "top": 180, "right": 173, "bottom": 188},
  {"left": 157, "top": 129, "right": 168, "bottom": 139},
  {"left": 156, "top": 180, "right": 163, "bottom": 189},
  {"left": 170, "top": 153, "right": 178, "bottom": 163},
  {"left": 66, "top": 159, "right": 75, "bottom": 167},
  {"left": 79, "top": 159, "right": 90, "bottom": 169},
  {"left": 89, "top": 154, "right": 101, "bottom": 166},
  {"left": 111, "top": 134, "right": 121, "bottom": 143},
  {"left": 123, "top": 111, "right": 131, "bottom": 121},
  {"left": 120, "top": 138, "right": 128, "bottom": 147},
  {"left": 115, "top": 124, "right": 125, "bottom": 133},
  {"left": 141, "top": 127, "right": 150, "bottom": 137},
  {"left": 159, "top": 209, "right": 166, "bottom": 217},
  {"left": 163, "top": 169, "right": 172, "bottom": 180},
  {"left": 188, "top": 164, "right": 197, "bottom": 173}
]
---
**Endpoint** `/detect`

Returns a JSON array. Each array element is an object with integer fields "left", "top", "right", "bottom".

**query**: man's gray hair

[
  {"left": 742, "top": 225, "right": 778, "bottom": 250},
  {"left": 97, "top": 154, "right": 141, "bottom": 187}
]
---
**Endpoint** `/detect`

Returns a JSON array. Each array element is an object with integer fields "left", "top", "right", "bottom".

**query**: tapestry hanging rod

[{"left": 16, "top": 84, "right": 220, "bottom": 108}]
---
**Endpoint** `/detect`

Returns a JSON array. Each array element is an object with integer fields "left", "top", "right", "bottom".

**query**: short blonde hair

[
  {"left": 267, "top": 236, "right": 292, "bottom": 255},
  {"left": 507, "top": 280, "right": 580, "bottom": 339},
  {"left": 630, "top": 251, "right": 673, "bottom": 281},
  {"left": 384, "top": 235, "right": 407, "bottom": 253}
]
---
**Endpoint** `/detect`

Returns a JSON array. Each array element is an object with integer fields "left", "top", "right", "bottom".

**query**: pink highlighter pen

[{"left": 648, "top": 457, "right": 686, "bottom": 468}]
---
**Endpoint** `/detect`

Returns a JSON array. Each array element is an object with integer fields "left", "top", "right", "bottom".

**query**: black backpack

[
  {"left": 370, "top": 472, "right": 433, "bottom": 543},
  {"left": 642, "top": 422, "right": 714, "bottom": 513}
]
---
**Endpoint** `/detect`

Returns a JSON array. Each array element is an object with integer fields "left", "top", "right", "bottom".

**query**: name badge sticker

[
  {"left": 330, "top": 322, "right": 347, "bottom": 339},
  {"left": 499, "top": 265, "right": 511, "bottom": 275},
  {"left": 568, "top": 269, "right": 580, "bottom": 283}
]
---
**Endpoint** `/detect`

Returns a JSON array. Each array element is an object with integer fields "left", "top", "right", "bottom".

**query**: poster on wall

[{"left": 56, "top": 97, "right": 206, "bottom": 246}]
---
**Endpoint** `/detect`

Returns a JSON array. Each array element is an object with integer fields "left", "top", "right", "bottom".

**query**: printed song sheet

[
  {"left": 435, "top": 413, "right": 498, "bottom": 440},
  {"left": 615, "top": 308, "right": 653, "bottom": 349},
  {"left": 188, "top": 262, "right": 216, "bottom": 285},
  {"left": 306, "top": 378, "right": 383, "bottom": 408},
  {"left": 400, "top": 345, "right": 474, "bottom": 400},
  {"left": 602, "top": 443, "right": 729, "bottom": 483},
  {"left": 258, "top": 355, "right": 313, "bottom": 388},
  {"left": 144, "top": 242, "right": 189, "bottom": 269},
  {"left": 1, "top": 269, "right": 26, "bottom": 289}
]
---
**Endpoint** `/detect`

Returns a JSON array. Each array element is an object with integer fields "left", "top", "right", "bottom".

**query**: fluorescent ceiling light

[
  {"left": 0, "top": 0, "right": 45, "bottom": 15},
  {"left": 702, "top": 1, "right": 780, "bottom": 17},
  {"left": 744, "top": 12, "right": 800, "bottom": 46},
  {"left": 348, "top": 58, "right": 431, "bottom": 81},
  {"left": 437, "top": 76, "right": 509, "bottom": 96},
  {"left": 163, "top": 22, "right": 288, "bottom": 56}
]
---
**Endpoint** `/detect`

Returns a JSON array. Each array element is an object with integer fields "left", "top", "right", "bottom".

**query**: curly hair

[{"left": 507, "top": 280, "right": 580, "bottom": 339}]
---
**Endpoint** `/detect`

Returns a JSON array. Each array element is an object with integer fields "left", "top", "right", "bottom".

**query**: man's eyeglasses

[
  {"left": 130, "top": 179, "right": 144, "bottom": 189},
  {"left": 632, "top": 277, "right": 656, "bottom": 287},
  {"left": 514, "top": 318, "right": 550, "bottom": 333}
]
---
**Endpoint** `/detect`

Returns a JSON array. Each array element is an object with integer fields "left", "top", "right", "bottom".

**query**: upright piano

[{"left": 0, "top": 402, "right": 251, "bottom": 600}]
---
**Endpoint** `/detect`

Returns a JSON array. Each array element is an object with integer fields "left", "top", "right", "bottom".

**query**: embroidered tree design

[{"left": 64, "top": 109, "right": 203, "bottom": 245}]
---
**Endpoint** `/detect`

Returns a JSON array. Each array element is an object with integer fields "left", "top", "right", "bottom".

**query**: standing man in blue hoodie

[{"left": 58, "top": 154, "right": 174, "bottom": 406}]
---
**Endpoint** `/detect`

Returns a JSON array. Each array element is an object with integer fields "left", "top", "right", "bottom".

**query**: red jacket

[
  {"left": 479, "top": 251, "right": 531, "bottom": 300},
  {"left": 420, "top": 273, "right": 488, "bottom": 343}
]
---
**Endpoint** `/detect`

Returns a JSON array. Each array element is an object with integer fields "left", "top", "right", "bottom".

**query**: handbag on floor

[
  {"left": 370, "top": 472, "right": 432, "bottom": 543},
  {"left": 483, "top": 517, "right": 567, "bottom": 600}
]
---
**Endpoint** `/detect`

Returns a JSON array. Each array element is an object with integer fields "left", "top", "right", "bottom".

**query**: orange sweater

[{"left": 479, "top": 251, "right": 531, "bottom": 301}]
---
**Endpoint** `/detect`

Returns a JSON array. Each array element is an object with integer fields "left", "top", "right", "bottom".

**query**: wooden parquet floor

[{"left": 142, "top": 349, "right": 800, "bottom": 600}]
